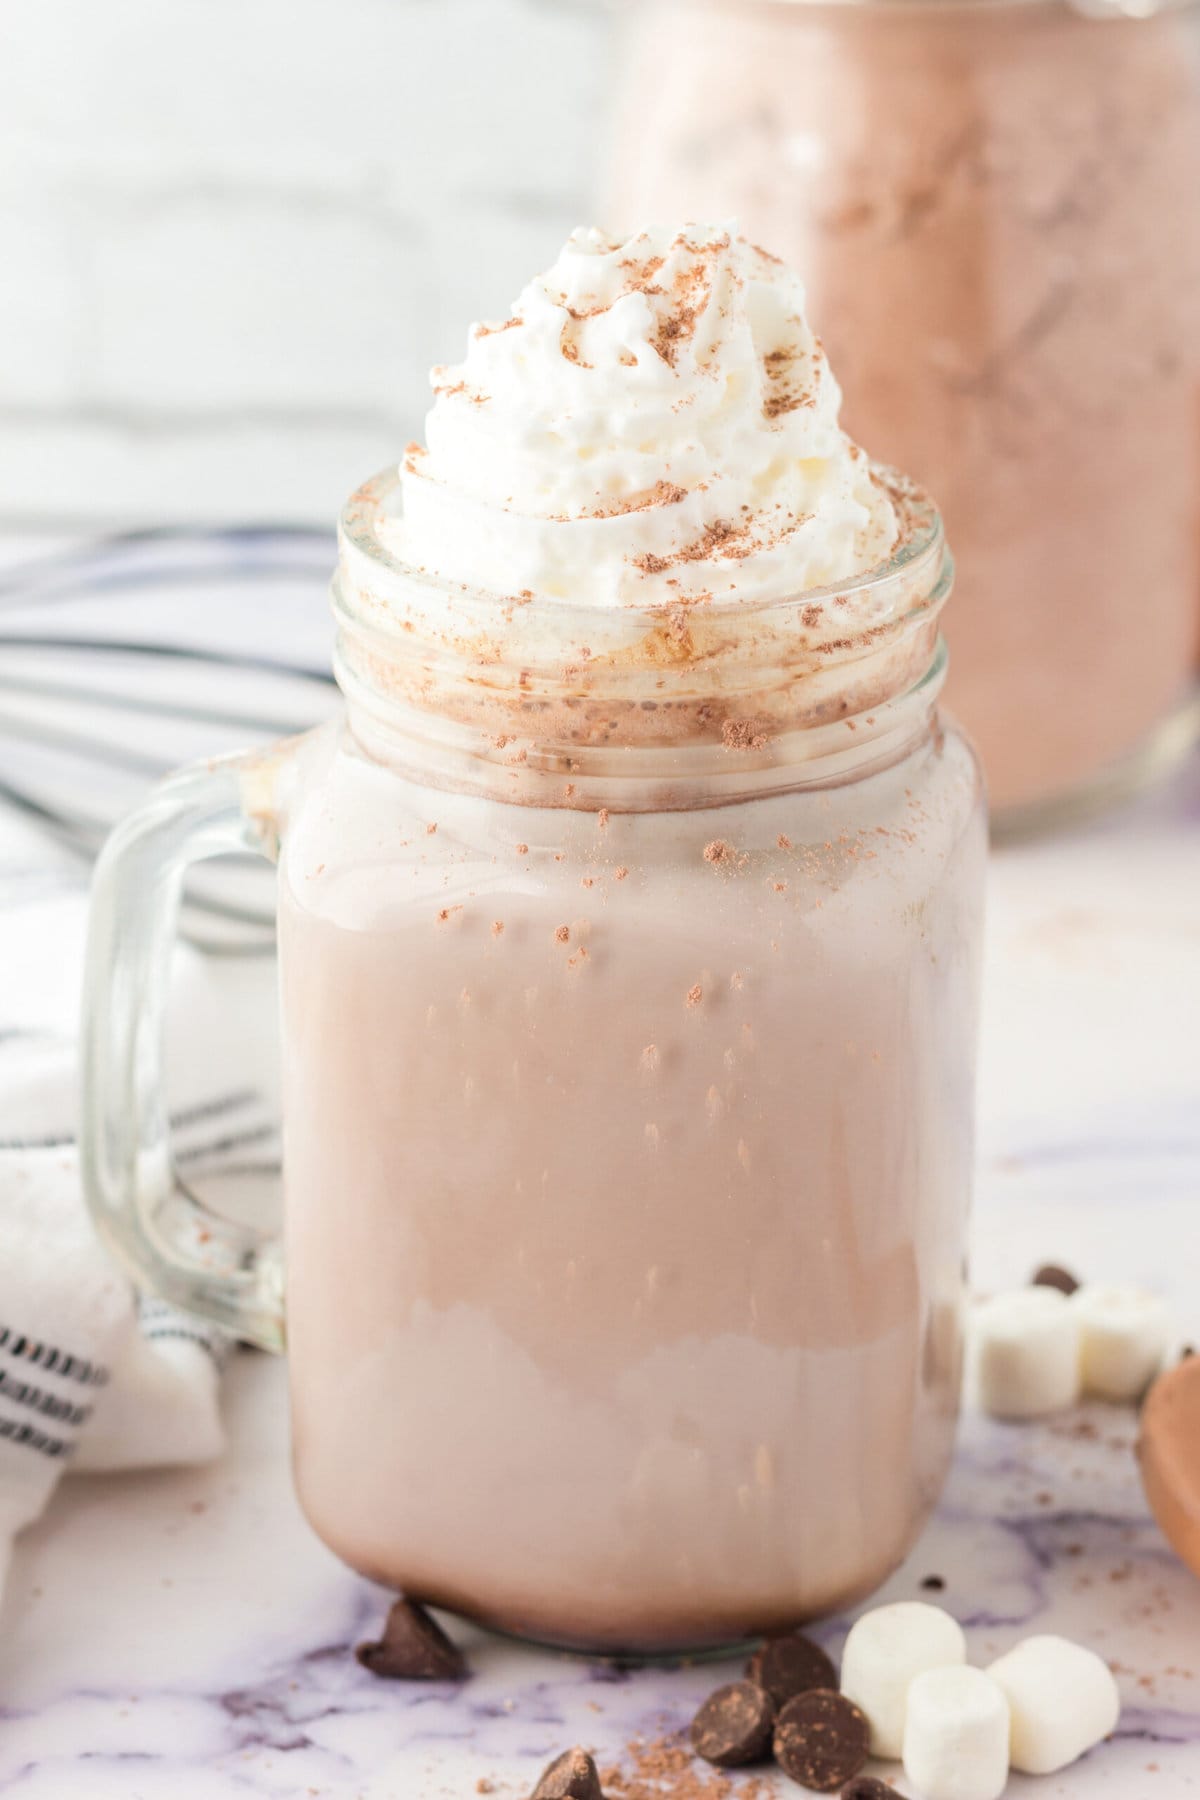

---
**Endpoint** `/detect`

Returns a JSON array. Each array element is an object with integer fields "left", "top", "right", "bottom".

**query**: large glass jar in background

[
  {"left": 82, "top": 468, "right": 986, "bottom": 1654},
  {"left": 606, "top": 0, "right": 1200, "bottom": 827}
]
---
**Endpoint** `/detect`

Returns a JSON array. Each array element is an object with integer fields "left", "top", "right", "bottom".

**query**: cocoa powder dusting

[
  {"left": 604, "top": 1733, "right": 774, "bottom": 1800},
  {"left": 722, "top": 718, "right": 770, "bottom": 752},
  {"left": 763, "top": 389, "right": 816, "bottom": 421},
  {"left": 686, "top": 983, "right": 703, "bottom": 1007},
  {"left": 560, "top": 333, "right": 593, "bottom": 369},
  {"left": 761, "top": 342, "right": 816, "bottom": 420},
  {"left": 703, "top": 839, "right": 731, "bottom": 865},
  {"left": 652, "top": 259, "right": 710, "bottom": 367},
  {"left": 618, "top": 251, "right": 667, "bottom": 288},
  {"left": 584, "top": 481, "right": 688, "bottom": 520},
  {"left": 615, "top": 866, "right": 629, "bottom": 881},
  {"left": 632, "top": 519, "right": 754, "bottom": 577},
  {"left": 633, "top": 551, "right": 672, "bottom": 577},
  {"left": 555, "top": 925, "right": 570, "bottom": 944}
]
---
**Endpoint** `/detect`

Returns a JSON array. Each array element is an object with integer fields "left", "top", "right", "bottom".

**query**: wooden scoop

[{"left": 1139, "top": 1354, "right": 1200, "bottom": 1579}]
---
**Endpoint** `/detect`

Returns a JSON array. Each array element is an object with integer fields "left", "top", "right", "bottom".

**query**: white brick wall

[{"left": 0, "top": 0, "right": 612, "bottom": 525}]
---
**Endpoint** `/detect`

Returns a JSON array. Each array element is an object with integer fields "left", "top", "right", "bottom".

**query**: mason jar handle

[{"left": 81, "top": 742, "right": 301, "bottom": 1354}]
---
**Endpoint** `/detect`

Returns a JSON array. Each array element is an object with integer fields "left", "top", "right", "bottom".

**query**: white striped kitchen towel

[
  {"left": 0, "top": 525, "right": 323, "bottom": 1597},
  {"left": 0, "top": 860, "right": 278, "bottom": 1596}
]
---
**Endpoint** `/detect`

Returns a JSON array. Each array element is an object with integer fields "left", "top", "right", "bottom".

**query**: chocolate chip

[
  {"left": 747, "top": 1632, "right": 837, "bottom": 1709},
  {"left": 530, "top": 1747, "right": 604, "bottom": 1800},
  {"left": 690, "top": 1680, "right": 776, "bottom": 1767},
  {"left": 1032, "top": 1263, "right": 1080, "bottom": 1296},
  {"left": 354, "top": 1598, "right": 467, "bottom": 1681},
  {"left": 920, "top": 1573, "right": 946, "bottom": 1591},
  {"left": 774, "top": 1690, "right": 869, "bottom": 1793},
  {"left": 840, "top": 1780, "right": 903, "bottom": 1800}
]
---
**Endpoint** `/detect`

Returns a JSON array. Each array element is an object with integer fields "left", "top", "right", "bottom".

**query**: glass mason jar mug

[{"left": 82, "top": 468, "right": 986, "bottom": 1654}]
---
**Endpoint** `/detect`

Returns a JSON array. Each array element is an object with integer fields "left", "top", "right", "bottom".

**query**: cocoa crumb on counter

[{"left": 604, "top": 1733, "right": 775, "bottom": 1799}]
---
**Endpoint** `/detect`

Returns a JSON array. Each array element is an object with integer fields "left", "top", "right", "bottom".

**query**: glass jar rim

[
  {"left": 336, "top": 462, "right": 946, "bottom": 668},
  {"left": 332, "top": 463, "right": 951, "bottom": 762}
]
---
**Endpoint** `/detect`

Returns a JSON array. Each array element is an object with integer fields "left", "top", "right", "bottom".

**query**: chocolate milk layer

[{"left": 280, "top": 724, "right": 983, "bottom": 1649}]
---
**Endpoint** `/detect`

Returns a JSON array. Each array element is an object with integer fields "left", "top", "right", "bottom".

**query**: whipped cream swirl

[{"left": 389, "top": 225, "right": 899, "bottom": 610}]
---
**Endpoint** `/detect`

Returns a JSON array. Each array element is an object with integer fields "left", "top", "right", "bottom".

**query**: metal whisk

[{"left": 0, "top": 527, "right": 341, "bottom": 952}]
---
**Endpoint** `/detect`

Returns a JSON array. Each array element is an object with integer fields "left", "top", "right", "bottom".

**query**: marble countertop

[{"left": 1, "top": 538, "right": 1198, "bottom": 1796}]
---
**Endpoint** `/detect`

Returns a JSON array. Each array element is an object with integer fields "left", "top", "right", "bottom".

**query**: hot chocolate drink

[
  {"left": 282, "top": 746, "right": 981, "bottom": 1647},
  {"left": 276, "top": 228, "right": 986, "bottom": 1649}
]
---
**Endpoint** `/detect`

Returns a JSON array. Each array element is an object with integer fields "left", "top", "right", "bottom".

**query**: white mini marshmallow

[
  {"left": 988, "top": 1634, "right": 1121, "bottom": 1774},
  {"left": 972, "top": 1287, "right": 1081, "bottom": 1418},
  {"left": 840, "top": 1602, "right": 967, "bottom": 1758},
  {"left": 1071, "top": 1284, "right": 1171, "bottom": 1402},
  {"left": 902, "top": 1665, "right": 1011, "bottom": 1800}
]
